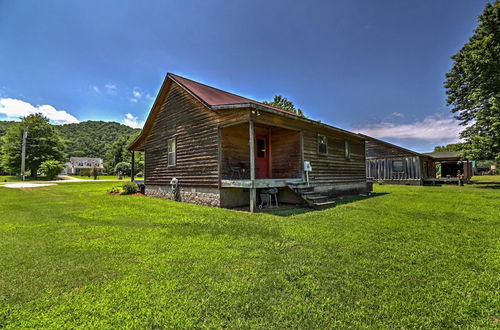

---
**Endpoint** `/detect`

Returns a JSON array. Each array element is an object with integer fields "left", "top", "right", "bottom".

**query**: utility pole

[{"left": 21, "top": 125, "right": 28, "bottom": 181}]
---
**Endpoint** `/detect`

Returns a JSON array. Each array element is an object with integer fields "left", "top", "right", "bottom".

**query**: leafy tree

[
  {"left": 263, "top": 95, "right": 306, "bottom": 117},
  {"left": 1, "top": 114, "right": 65, "bottom": 178},
  {"left": 39, "top": 160, "right": 64, "bottom": 179},
  {"left": 114, "top": 161, "right": 131, "bottom": 176},
  {"left": 444, "top": 1, "right": 500, "bottom": 161},
  {"left": 433, "top": 143, "right": 464, "bottom": 152}
]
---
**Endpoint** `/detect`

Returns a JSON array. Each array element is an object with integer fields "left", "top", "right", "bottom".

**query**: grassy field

[
  {"left": 472, "top": 175, "right": 500, "bottom": 182},
  {"left": 67, "top": 175, "right": 123, "bottom": 181},
  {"left": 0, "top": 183, "right": 498, "bottom": 328},
  {"left": 0, "top": 176, "right": 56, "bottom": 183}
]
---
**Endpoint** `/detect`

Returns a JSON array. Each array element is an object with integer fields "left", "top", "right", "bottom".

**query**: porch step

[
  {"left": 312, "top": 200, "right": 337, "bottom": 210},
  {"left": 287, "top": 183, "right": 336, "bottom": 210},
  {"left": 305, "top": 195, "right": 329, "bottom": 202}
]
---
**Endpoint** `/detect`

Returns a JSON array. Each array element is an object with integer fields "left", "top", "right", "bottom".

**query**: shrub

[
  {"left": 122, "top": 182, "right": 138, "bottom": 195},
  {"left": 39, "top": 160, "right": 64, "bottom": 180},
  {"left": 115, "top": 162, "right": 131, "bottom": 176},
  {"left": 80, "top": 168, "right": 91, "bottom": 177}
]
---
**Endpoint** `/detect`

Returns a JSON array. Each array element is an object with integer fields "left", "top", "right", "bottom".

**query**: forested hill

[
  {"left": 55, "top": 121, "right": 140, "bottom": 159},
  {"left": 0, "top": 120, "right": 139, "bottom": 159}
]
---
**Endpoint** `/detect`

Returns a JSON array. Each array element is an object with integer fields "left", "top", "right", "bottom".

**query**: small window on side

[
  {"left": 167, "top": 138, "right": 176, "bottom": 166},
  {"left": 344, "top": 140, "right": 350, "bottom": 159},
  {"left": 318, "top": 134, "right": 327, "bottom": 154},
  {"left": 392, "top": 160, "right": 404, "bottom": 172}
]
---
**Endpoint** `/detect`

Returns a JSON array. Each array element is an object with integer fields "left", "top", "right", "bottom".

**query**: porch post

[
  {"left": 131, "top": 151, "right": 135, "bottom": 182},
  {"left": 249, "top": 120, "right": 256, "bottom": 212}
]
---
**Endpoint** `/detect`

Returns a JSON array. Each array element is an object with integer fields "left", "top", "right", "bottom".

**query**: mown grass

[
  {"left": 68, "top": 175, "right": 123, "bottom": 181},
  {"left": 0, "top": 183, "right": 498, "bottom": 328},
  {"left": 0, "top": 176, "right": 56, "bottom": 183},
  {"left": 472, "top": 175, "right": 500, "bottom": 182}
]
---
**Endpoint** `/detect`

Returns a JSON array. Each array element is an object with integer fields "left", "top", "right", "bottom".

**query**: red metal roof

[{"left": 168, "top": 73, "right": 298, "bottom": 116}]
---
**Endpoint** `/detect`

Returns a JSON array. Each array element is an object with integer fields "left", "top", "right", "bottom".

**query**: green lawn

[
  {"left": 0, "top": 176, "right": 57, "bottom": 183},
  {"left": 472, "top": 175, "right": 500, "bottom": 182},
  {"left": 0, "top": 183, "right": 498, "bottom": 328},
  {"left": 67, "top": 175, "right": 124, "bottom": 181}
]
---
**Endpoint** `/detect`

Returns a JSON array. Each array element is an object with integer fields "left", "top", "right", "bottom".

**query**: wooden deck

[{"left": 221, "top": 178, "right": 302, "bottom": 188}]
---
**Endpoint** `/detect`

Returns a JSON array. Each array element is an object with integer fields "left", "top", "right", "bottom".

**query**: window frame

[
  {"left": 344, "top": 140, "right": 351, "bottom": 160},
  {"left": 167, "top": 138, "right": 176, "bottom": 167},
  {"left": 392, "top": 159, "right": 404, "bottom": 173},
  {"left": 317, "top": 134, "right": 328, "bottom": 154}
]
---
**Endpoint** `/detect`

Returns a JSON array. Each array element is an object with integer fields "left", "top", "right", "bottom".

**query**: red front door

[{"left": 256, "top": 135, "right": 269, "bottom": 178}]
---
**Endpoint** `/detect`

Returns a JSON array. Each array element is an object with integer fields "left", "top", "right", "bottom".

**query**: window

[
  {"left": 167, "top": 139, "right": 176, "bottom": 166},
  {"left": 392, "top": 160, "right": 404, "bottom": 172},
  {"left": 318, "top": 134, "right": 327, "bottom": 154},
  {"left": 344, "top": 140, "right": 350, "bottom": 159},
  {"left": 257, "top": 138, "right": 266, "bottom": 158},
  {"left": 167, "top": 138, "right": 176, "bottom": 166}
]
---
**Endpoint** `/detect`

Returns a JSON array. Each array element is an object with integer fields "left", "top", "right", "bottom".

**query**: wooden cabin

[
  {"left": 363, "top": 135, "right": 472, "bottom": 184},
  {"left": 129, "top": 73, "right": 371, "bottom": 211}
]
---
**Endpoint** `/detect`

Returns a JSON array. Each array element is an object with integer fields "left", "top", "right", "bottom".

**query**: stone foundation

[
  {"left": 315, "top": 181, "right": 370, "bottom": 197},
  {"left": 145, "top": 185, "right": 221, "bottom": 207}
]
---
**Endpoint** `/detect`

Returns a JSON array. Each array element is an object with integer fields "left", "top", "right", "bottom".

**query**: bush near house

[
  {"left": 39, "top": 160, "right": 64, "bottom": 180},
  {"left": 122, "top": 182, "right": 138, "bottom": 194}
]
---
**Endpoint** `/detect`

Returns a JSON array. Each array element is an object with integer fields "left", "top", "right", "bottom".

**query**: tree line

[{"left": 0, "top": 115, "right": 143, "bottom": 178}]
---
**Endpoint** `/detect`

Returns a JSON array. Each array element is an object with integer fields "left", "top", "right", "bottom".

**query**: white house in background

[{"left": 62, "top": 157, "right": 104, "bottom": 175}]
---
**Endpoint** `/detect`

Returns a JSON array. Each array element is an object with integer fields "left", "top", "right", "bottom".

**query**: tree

[
  {"left": 444, "top": 1, "right": 500, "bottom": 161},
  {"left": 433, "top": 143, "right": 464, "bottom": 152},
  {"left": 1, "top": 114, "right": 65, "bottom": 178},
  {"left": 263, "top": 95, "right": 306, "bottom": 117},
  {"left": 114, "top": 162, "right": 131, "bottom": 176},
  {"left": 104, "top": 132, "right": 144, "bottom": 174},
  {"left": 39, "top": 160, "right": 64, "bottom": 180}
]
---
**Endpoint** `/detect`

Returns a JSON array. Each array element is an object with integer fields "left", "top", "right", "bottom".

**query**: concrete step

[
  {"left": 299, "top": 191, "right": 319, "bottom": 196},
  {"left": 305, "top": 195, "right": 329, "bottom": 203},
  {"left": 312, "top": 200, "right": 336, "bottom": 210}
]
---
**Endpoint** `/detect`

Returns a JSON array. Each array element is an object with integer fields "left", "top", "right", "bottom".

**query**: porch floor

[{"left": 221, "top": 178, "right": 302, "bottom": 188}]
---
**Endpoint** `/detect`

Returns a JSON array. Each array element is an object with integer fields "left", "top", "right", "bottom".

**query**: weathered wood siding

[
  {"left": 251, "top": 112, "right": 366, "bottom": 184},
  {"left": 303, "top": 130, "right": 366, "bottom": 184},
  {"left": 366, "top": 139, "right": 415, "bottom": 158},
  {"left": 144, "top": 82, "right": 248, "bottom": 187},
  {"left": 220, "top": 123, "right": 250, "bottom": 179},
  {"left": 270, "top": 127, "right": 301, "bottom": 179},
  {"left": 366, "top": 157, "right": 422, "bottom": 180}
]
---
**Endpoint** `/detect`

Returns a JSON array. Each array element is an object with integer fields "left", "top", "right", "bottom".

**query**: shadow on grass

[
  {"left": 474, "top": 184, "right": 500, "bottom": 189},
  {"left": 262, "top": 192, "right": 389, "bottom": 217}
]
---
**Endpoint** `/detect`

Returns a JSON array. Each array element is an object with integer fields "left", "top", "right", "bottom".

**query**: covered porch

[{"left": 219, "top": 120, "right": 304, "bottom": 211}]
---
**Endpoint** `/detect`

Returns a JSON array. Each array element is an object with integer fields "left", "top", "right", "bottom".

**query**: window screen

[
  {"left": 318, "top": 134, "right": 327, "bottom": 154},
  {"left": 393, "top": 160, "right": 404, "bottom": 172},
  {"left": 344, "top": 140, "right": 350, "bottom": 159},
  {"left": 168, "top": 139, "right": 176, "bottom": 166}
]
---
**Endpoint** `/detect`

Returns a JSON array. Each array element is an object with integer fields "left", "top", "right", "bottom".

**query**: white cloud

[
  {"left": 129, "top": 98, "right": 138, "bottom": 103},
  {"left": 122, "top": 113, "right": 143, "bottom": 129},
  {"left": 355, "top": 113, "right": 463, "bottom": 143},
  {"left": 132, "top": 90, "right": 142, "bottom": 98},
  {"left": 91, "top": 85, "right": 100, "bottom": 94},
  {"left": 105, "top": 83, "right": 117, "bottom": 90},
  {"left": 0, "top": 98, "right": 79, "bottom": 124}
]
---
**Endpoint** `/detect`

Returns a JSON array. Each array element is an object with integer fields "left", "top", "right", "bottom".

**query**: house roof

[
  {"left": 129, "top": 73, "right": 364, "bottom": 151},
  {"left": 423, "top": 151, "right": 462, "bottom": 160},
  {"left": 168, "top": 73, "right": 298, "bottom": 116},
  {"left": 359, "top": 134, "right": 426, "bottom": 158}
]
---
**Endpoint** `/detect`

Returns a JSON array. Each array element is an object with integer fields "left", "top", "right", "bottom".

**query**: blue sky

[{"left": 0, "top": 0, "right": 490, "bottom": 152}]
